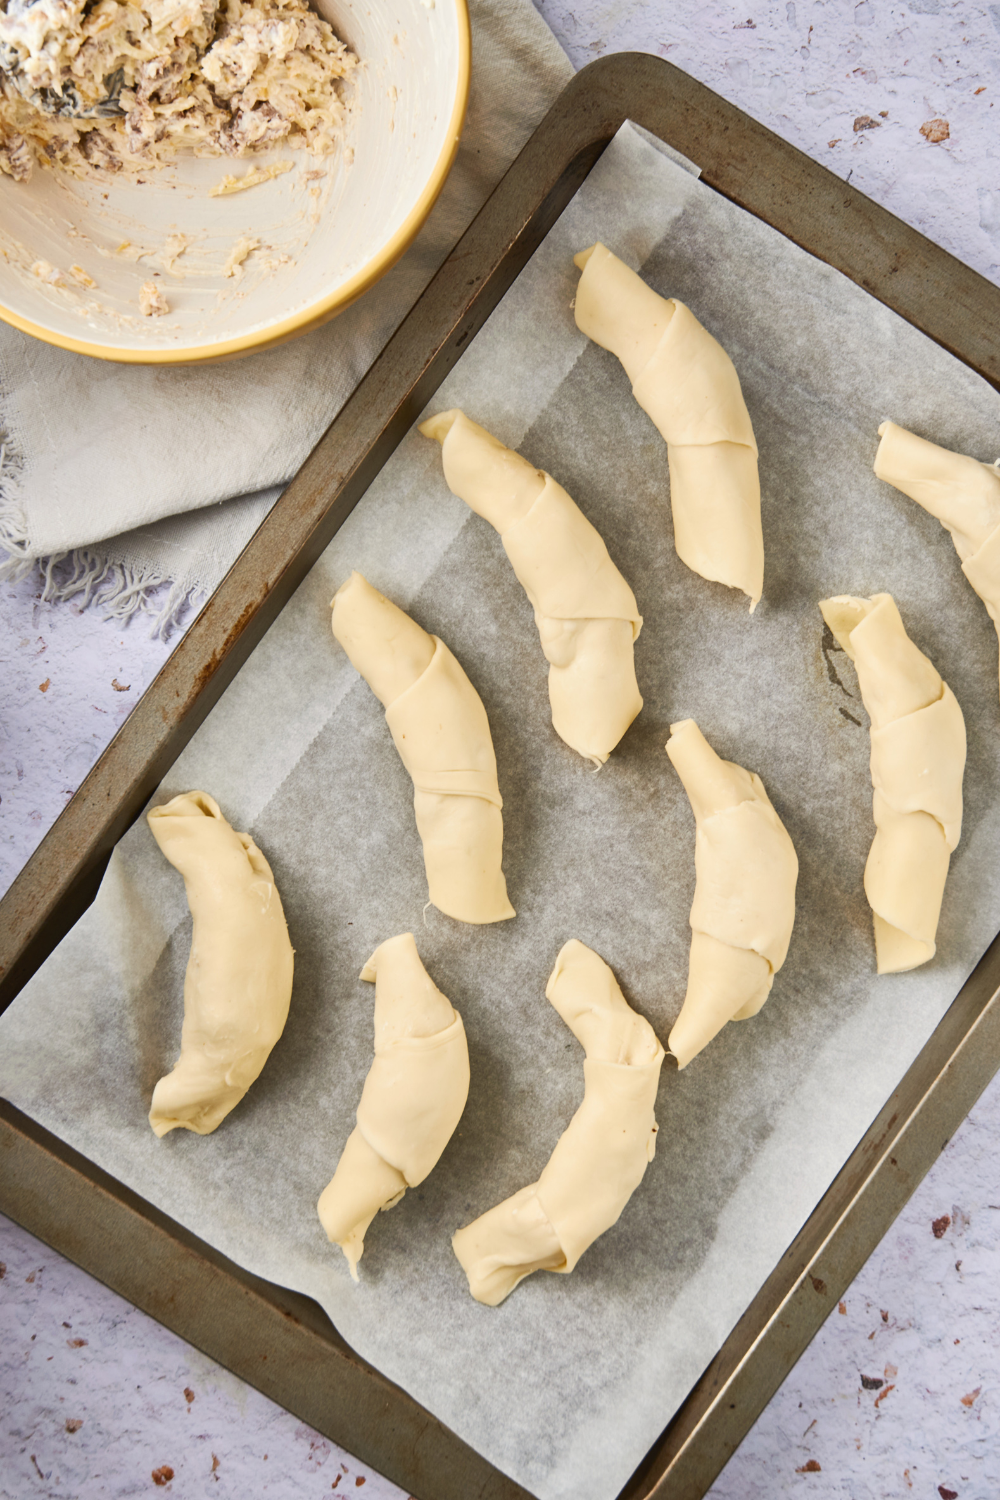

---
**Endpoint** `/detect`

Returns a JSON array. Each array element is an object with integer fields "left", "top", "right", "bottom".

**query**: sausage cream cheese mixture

[{"left": 0, "top": 0, "right": 357, "bottom": 182}]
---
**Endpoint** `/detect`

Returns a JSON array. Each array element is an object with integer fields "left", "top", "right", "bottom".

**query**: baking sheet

[{"left": 3, "top": 122, "right": 1000, "bottom": 1500}]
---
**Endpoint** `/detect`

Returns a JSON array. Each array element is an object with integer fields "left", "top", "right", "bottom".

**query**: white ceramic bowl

[{"left": 0, "top": 0, "right": 470, "bottom": 363}]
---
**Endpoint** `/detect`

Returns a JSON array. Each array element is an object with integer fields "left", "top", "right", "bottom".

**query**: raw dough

[
  {"left": 819, "top": 593, "right": 966, "bottom": 973},
  {"left": 573, "top": 242, "right": 763, "bottom": 610},
  {"left": 666, "top": 719, "right": 798, "bottom": 1068},
  {"left": 330, "top": 571, "right": 515, "bottom": 925},
  {"left": 420, "top": 408, "right": 643, "bottom": 766},
  {"left": 318, "top": 932, "right": 469, "bottom": 1279},
  {"left": 146, "top": 790, "right": 294, "bottom": 1137},
  {"left": 452, "top": 939, "right": 664, "bottom": 1306},
  {"left": 874, "top": 420, "right": 1000, "bottom": 699}
]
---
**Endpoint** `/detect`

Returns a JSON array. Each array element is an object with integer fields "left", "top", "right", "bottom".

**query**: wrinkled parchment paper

[{"left": 3, "top": 124, "right": 1000, "bottom": 1500}]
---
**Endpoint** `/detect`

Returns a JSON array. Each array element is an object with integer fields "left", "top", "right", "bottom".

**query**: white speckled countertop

[{"left": 2, "top": 2, "right": 999, "bottom": 1496}]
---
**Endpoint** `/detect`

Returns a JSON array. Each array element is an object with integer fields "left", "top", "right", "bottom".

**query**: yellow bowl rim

[{"left": 0, "top": 0, "right": 472, "bottom": 366}]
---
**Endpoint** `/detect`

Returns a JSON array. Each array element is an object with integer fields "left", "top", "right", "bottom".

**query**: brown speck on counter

[
  {"left": 938, "top": 1487, "right": 958, "bottom": 1500},
  {"left": 920, "top": 118, "right": 950, "bottom": 142},
  {"left": 30, "top": 1456, "right": 43, "bottom": 1479},
  {"left": 933, "top": 1214, "right": 951, "bottom": 1238},
  {"left": 874, "top": 1383, "right": 895, "bottom": 1407},
  {"left": 796, "top": 1459, "right": 821, "bottom": 1473},
  {"left": 878, "top": 109, "right": 889, "bottom": 117},
  {"left": 881, "top": 1309, "right": 889, "bottom": 1323},
  {"left": 975, "top": 86, "right": 986, "bottom": 94},
  {"left": 211, "top": 1454, "right": 220, "bottom": 1476},
  {"left": 356, "top": 1480, "right": 366, "bottom": 1489},
  {"left": 112, "top": 678, "right": 131, "bottom": 692},
  {"left": 838, "top": 1301, "right": 847, "bottom": 1314},
  {"left": 67, "top": 1338, "right": 88, "bottom": 1348},
  {"left": 854, "top": 114, "right": 881, "bottom": 131},
  {"left": 960, "top": 1386, "right": 981, "bottom": 1407},
  {"left": 152, "top": 1465, "right": 175, "bottom": 1486},
  {"left": 184, "top": 1388, "right": 195, "bottom": 1405},
  {"left": 861, "top": 1373, "right": 884, "bottom": 1390},
  {"left": 65, "top": 1418, "right": 83, "bottom": 1433},
  {"left": 38, "top": 679, "right": 50, "bottom": 693},
  {"left": 0, "top": 1263, "right": 5, "bottom": 1279}
]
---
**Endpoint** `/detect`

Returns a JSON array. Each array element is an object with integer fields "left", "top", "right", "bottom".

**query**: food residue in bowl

[
  {"left": 209, "top": 158, "right": 294, "bottom": 195},
  {"left": 139, "top": 279, "right": 169, "bottom": 316},
  {"left": 0, "top": 0, "right": 358, "bottom": 184},
  {"left": 223, "top": 233, "right": 258, "bottom": 279},
  {"left": 160, "top": 233, "right": 192, "bottom": 271},
  {"left": 31, "top": 257, "right": 65, "bottom": 285}
]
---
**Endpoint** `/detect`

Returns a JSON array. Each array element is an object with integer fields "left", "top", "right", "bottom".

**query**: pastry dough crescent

[
  {"left": 318, "top": 932, "right": 470, "bottom": 1278},
  {"left": 419, "top": 408, "right": 643, "bottom": 766},
  {"left": 572, "top": 242, "right": 763, "bottom": 609},
  {"left": 874, "top": 420, "right": 1000, "bottom": 698},
  {"left": 666, "top": 719, "right": 798, "bottom": 1068},
  {"left": 331, "top": 571, "right": 515, "bottom": 924},
  {"left": 819, "top": 593, "right": 966, "bottom": 973},
  {"left": 146, "top": 791, "right": 294, "bottom": 1137},
  {"left": 452, "top": 939, "right": 664, "bottom": 1306}
]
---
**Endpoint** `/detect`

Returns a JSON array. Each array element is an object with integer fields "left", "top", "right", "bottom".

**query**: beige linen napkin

[{"left": 0, "top": 0, "right": 572, "bottom": 632}]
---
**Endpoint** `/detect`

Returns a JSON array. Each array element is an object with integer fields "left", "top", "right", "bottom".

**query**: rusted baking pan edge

[
  {"left": 2, "top": 52, "right": 997, "bottom": 1012},
  {"left": 0, "top": 1099, "right": 532, "bottom": 1500},
  {"left": 2, "top": 49, "right": 999, "bottom": 1500},
  {"left": 623, "top": 931, "right": 1000, "bottom": 1498}
]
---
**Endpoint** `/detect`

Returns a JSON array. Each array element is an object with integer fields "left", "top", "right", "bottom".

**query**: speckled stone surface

[
  {"left": 2, "top": 2, "right": 999, "bottom": 1496},
  {"left": 0, "top": 1208, "right": 407, "bottom": 1499}
]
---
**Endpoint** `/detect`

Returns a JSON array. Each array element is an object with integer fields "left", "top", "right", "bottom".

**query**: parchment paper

[{"left": 3, "top": 124, "right": 1000, "bottom": 1500}]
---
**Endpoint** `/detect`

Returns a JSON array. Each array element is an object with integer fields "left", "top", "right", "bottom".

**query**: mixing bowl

[{"left": 0, "top": 0, "right": 471, "bottom": 363}]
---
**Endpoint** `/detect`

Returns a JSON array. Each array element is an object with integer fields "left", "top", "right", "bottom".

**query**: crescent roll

[
  {"left": 419, "top": 408, "right": 643, "bottom": 766},
  {"left": 331, "top": 571, "right": 515, "bottom": 925},
  {"left": 452, "top": 939, "right": 664, "bottom": 1306},
  {"left": 819, "top": 593, "right": 966, "bottom": 974},
  {"left": 318, "top": 933, "right": 470, "bottom": 1278},
  {"left": 573, "top": 241, "right": 763, "bottom": 610},
  {"left": 666, "top": 720, "right": 798, "bottom": 1068},
  {"left": 874, "top": 420, "right": 1000, "bottom": 697},
  {"left": 146, "top": 791, "right": 294, "bottom": 1138}
]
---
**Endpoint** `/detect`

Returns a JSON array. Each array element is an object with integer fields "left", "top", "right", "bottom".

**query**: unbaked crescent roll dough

[
  {"left": 665, "top": 719, "right": 798, "bottom": 1068},
  {"left": 419, "top": 408, "right": 643, "bottom": 766},
  {"left": 452, "top": 939, "right": 664, "bottom": 1306},
  {"left": 146, "top": 791, "right": 294, "bottom": 1138},
  {"left": 874, "top": 420, "right": 1000, "bottom": 698},
  {"left": 573, "top": 241, "right": 763, "bottom": 610},
  {"left": 318, "top": 932, "right": 470, "bottom": 1278},
  {"left": 819, "top": 593, "right": 966, "bottom": 974},
  {"left": 331, "top": 571, "right": 515, "bottom": 924}
]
